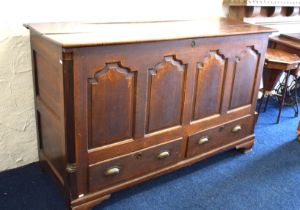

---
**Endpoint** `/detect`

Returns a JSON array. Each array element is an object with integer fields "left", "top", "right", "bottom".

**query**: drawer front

[
  {"left": 89, "top": 138, "right": 182, "bottom": 192},
  {"left": 187, "top": 116, "right": 254, "bottom": 158}
]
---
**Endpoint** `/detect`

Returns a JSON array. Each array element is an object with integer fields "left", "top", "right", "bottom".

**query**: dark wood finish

[
  {"left": 24, "top": 19, "right": 272, "bottom": 210},
  {"left": 258, "top": 48, "right": 300, "bottom": 123},
  {"left": 271, "top": 34, "right": 300, "bottom": 52},
  {"left": 230, "top": 47, "right": 259, "bottom": 109},
  {"left": 187, "top": 116, "right": 254, "bottom": 158},
  {"left": 225, "top": 0, "right": 300, "bottom": 29},
  {"left": 262, "top": 68, "right": 283, "bottom": 91},
  {"left": 24, "top": 19, "right": 274, "bottom": 47},
  {"left": 269, "top": 34, "right": 300, "bottom": 132},
  {"left": 265, "top": 48, "right": 300, "bottom": 69},
  {"left": 270, "top": 34, "right": 300, "bottom": 75},
  {"left": 30, "top": 30, "right": 66, "bottom": 187},
  {"left": 71, "top": 194, "right": 111, "bottom": 210},
  {"left": 280, "top": 33, "right": 300, "bottom": 43},
  {"left": 193, "top": 51, "right": 225, "bottom": 120},
  {"left": 147, "top": 56, "right": 186, "bottom": 133},
  {"left": 89, "top": 138, "right": 181, "bottom": 192},
  {"left": 263, "top": 48, "right": 300, "bottom": 103},
  {"left": 261, "top": 48, "right": 300, "bottom": 93},
  {"left": 88, "top": 63, "right": 136, "bottom": 148},
  {"left": 235, "top": 139, "right": 255, "bottom": 154}
]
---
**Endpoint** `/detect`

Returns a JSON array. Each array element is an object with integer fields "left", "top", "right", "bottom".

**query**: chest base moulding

[{"left": 24, "top": 19, "right": 273, "bottom": 210}]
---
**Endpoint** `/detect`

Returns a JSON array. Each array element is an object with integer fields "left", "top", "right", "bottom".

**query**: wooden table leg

[
  {"left": 263, "top": 94, "right": 270, "bottom": 112},
  {"left": 277, "top": 71, "right": 291, "bottom": 124},
  {"left": 257, "top": 89, "right": 265, "bottom": 113},
  {"left": 294, "top": 75, "right": 299, "bottom": 117}
]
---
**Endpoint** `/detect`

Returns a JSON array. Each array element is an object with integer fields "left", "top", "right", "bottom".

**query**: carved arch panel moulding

[
  {"left": 192, "top": 50, "right": 227, "bottom": 121},
  {"left": 88, "top": 62, "right": 136, "bottom": 149},
  {"left": 147, "top": 55, "right": 187, "bottom": 133},
  {"left": 229, "top": 46, "right": 260, "bottom": 110}
]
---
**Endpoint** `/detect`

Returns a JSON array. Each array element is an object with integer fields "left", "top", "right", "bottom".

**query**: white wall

[{"left": 0, "top": 0, "right": 227, "bottom": 171}]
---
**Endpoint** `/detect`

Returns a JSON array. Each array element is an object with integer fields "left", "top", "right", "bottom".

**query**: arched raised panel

[
  {"left": 230, "top": 47, "right": 259, "bottom": 109},
  {"left": 88, "top": 63, "right": 136, "bottom": 148},
  {"left": 193, "top": 51, "right": 226, "bottom": 120},
  {"left": 147, "top": 56, "right": 186, "bottom": 133}
]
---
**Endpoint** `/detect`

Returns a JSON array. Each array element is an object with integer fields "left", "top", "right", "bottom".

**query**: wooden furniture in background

[
  {"left": 258, "top": 48, "right": 300, "bottom": 123},
  {"left": 24, "top": 19, "right": 273, "bottom": 210},
  {"left": 225, "top": 0, "right": 300, "bottom": 135},
  {"left": 224, "top": 0, "right": 300, "bottom": 32},
  {"left": 270, "top": 33, "right": 300, "bottom": 58},
  {"left": 269, "top": 34, "right": 300, "bottom": 138}
]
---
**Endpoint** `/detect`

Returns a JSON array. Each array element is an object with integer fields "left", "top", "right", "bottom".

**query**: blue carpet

[{"left": 1, "top": 99, "right": 300, "bottom": 210}]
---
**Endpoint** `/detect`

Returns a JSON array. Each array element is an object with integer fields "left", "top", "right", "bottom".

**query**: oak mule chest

[{"left": 24, "top": 18, "right": 273, "bottom": 210}]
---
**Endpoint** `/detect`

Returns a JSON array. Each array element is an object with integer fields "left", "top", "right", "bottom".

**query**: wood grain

[
  {"left": 24, "top": 18, "right": 274, "bottom": 47},
  {"left": 25, "top": 20, "right": 271, "bottom": 210}
]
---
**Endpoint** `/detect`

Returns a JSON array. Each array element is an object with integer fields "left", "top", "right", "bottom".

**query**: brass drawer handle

[
  {"left": 198, "top": 136, "right": 209, "bottom": 145},
  {"left": 157, "top": 151, "right": 170, "bottom": 159},
  {"left": 232, "top": 125, "right": 242, "bottom": 133},
  {"left": 105, "top": 167, "right": 120, "bottom": 176}
]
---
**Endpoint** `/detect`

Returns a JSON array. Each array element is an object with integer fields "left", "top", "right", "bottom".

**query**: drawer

[
  {"left": 89, "top": 138, "right": 182, "bottom": 192},
  {"left": 187, "top": 116, "right": 254, "bottom": 158}
]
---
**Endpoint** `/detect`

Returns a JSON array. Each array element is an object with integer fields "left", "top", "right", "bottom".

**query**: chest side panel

[{"left": 30, "top": 32, "right": 66, "bottom": 186}]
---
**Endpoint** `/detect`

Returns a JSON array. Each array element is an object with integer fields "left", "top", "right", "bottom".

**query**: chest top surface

[{"left": 24, "top": 18, "right": 274, "bottom": 47}]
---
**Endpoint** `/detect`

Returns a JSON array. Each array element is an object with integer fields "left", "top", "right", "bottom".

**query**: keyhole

[
  {"left": 219, "top": 125, "right": 225, "bottom": 132},
  {"left": 135, "top": 153, "right": 142, "bottom": 160},
  {"left": 191, "top": 40, "right": 196, "bottom": 48}
]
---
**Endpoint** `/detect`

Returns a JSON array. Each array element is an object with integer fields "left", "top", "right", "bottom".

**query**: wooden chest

[{"left": 24, "top": 19, "right": 273, "bottom": 210}]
